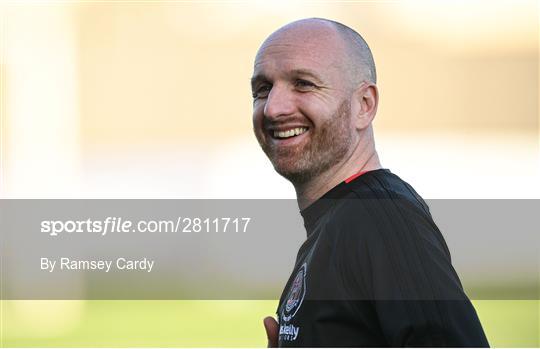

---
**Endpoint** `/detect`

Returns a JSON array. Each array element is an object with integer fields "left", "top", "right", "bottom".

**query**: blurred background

[{"left": 0, "top": 0, "right": 538, "bottom": 347}]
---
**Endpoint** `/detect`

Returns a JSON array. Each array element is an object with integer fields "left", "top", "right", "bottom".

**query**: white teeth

[{"left": 273, "top": 127, "right": 308, "bottom": 139}]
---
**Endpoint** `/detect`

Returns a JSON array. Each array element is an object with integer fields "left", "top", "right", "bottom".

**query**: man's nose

[{"left": 263, "top": 85, "right": 296, "bottom": 120}]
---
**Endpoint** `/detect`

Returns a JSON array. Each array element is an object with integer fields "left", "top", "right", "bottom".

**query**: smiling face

[{"left": 252, "top": 22, "right": 359, "bottom": 184}]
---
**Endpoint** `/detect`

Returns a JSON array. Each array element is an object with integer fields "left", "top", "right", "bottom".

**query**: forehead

[{"left": 253, "top": 25, "right": 347, "bottom": 80}]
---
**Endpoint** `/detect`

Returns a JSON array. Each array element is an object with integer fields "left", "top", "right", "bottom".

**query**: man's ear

[{"left": 351, "top": 83, "right": 379, "bottom": 130}]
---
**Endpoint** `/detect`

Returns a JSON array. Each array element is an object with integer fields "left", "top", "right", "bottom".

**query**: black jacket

[{"left": 277, "top": 169, "right": 489, "bottom": 347}]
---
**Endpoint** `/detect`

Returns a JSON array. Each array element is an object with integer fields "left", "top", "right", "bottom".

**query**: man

[{"left": 251, "top": 18, "right": 489, "bottom": 347}]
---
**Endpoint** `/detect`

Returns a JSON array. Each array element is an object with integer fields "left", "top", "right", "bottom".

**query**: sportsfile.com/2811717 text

[{"left": 40, "top": 217, "right": 252, "bottom": 236}]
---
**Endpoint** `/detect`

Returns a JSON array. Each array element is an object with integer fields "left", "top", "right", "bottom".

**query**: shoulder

[
  {"left": 327, "top": 170, "right": 451, "bottom": 261},
  {"left": 329, "top": 170, "right": 431, "bottom": 234},
  {"left": 347, "top": 169, "right": 431, "bottom": 216},
  {"left": 326, "top": 174, "right": 464, "bottom": 300}
]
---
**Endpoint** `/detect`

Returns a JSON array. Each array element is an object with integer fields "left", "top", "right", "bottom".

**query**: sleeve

[{"left": 335, "top": 197, "right": 490, "bottom": 347}]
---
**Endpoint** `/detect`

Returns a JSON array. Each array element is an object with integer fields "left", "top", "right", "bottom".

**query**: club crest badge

[{"left": 282, "top": 263, "right": 307, "bottom": 322}]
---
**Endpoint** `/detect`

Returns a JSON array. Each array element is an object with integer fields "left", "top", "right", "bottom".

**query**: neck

[{"left": 293, "top": 137, "right": 381, "bottom": 210}]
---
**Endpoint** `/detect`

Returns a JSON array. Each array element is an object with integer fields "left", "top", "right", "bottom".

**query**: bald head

[
  {"left": 257, "top": 18, "right": 376, "bottom": 87},
  {"left": 252, "top": 18, "right": 381, "bottom": 191},
  {"left": 323, "top": 18, "right": 377, "bottom": 84}
]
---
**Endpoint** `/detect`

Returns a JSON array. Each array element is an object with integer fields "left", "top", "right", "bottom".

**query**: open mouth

[{"left": 270, "top": 127, "right": 309, "bottom": 140}]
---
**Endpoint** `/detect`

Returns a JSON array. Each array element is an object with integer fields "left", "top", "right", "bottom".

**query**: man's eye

[
  {"left": 253, "top": 85, "right": 271, "bottom": 99},
  {"left": 295, "top": 79, "right": 316, "bottom": 90}
]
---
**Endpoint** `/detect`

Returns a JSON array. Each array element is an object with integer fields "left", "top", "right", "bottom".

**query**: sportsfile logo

[
  {"left": 279, "top": 324, "right": 300, "bottom": 341},
  {"left": 40, "top": 216, "right": 251, "bottom": 236}
]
